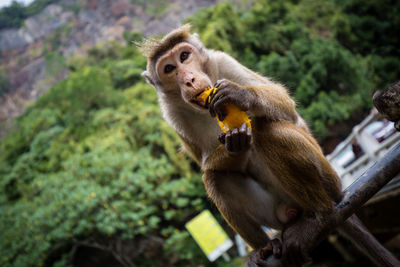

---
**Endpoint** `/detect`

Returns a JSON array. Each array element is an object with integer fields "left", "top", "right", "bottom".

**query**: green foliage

[
  {"left": 130, "top": 0, "right": 167, "bottom": 17},
  {"left": 334, "top": 0, "right": 400, "bottom": 56},
  {"left": 0, "top": 0, "right": 59, "bottom": 30},
  {"left": 42, "top": 23, "right": 72, "bottom": 52},
  {"left": 0, "top": 41, "right": 215, "bottom": 266},
  {"left": 110, "top": 60, "right": 143, "bottom": 89},
  {"left": 123, "top": 31, "right": 144, "bottom": 43},
  {"left": 190, "top": 0, "right": 399, "bottom": 139},
  {"left": 0, "top": 1, "right": 27, "bottom": 29},
  {"left": 44, "top": 52, "right": 66, "bottom": 76},
  {"left": 0, "top": 70, "right": 10, "bottom": 97},
  {"left": 186, "top": 3, "right": 246, "bottom": 58}
]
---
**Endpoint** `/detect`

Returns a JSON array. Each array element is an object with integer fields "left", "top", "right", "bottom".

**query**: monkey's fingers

[
  {"left": 214, "top": 79, "right": 230, "bottom": 90},
  {"left": 247, "top": 250, "right": 267, "bottom": 267},
  {"left": 205, "top": 87, "right": 218, "bottom": 108},
  {"left": 225, "top": 131, "right": 233, "bottom": 152},
  {"left": 239, "top": 122, "right": 252, "bottom": 149},
  {"left": 218, "top": 133, "right": 226, "bottom": 144},
  {"left": 271, "top": 239, "right": 282, "bottom": 258},
  {"left": 231, "top": 128, "right": 240, "bottom": 151},
  {"left": 207, "top": 87, "right": 223, "bottom": 118},
  {"left": 225, "top": 128, "right": 239, "bottom": 152},
  {"left": 208, "top": 91, "right": 228, "bottom": 120},
  {"left": 259, "top": 238, "right": 282, "bottom": 260},
  {"left": 225, "top": 123, "right": 252, "bottom": 152}
]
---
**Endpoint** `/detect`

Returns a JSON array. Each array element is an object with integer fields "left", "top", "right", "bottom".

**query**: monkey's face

[{"left": 155, "top": 42, "right": 213, "bottom": 110}]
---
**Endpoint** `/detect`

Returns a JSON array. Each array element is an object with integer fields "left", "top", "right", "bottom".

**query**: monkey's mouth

[
  {"left": 191, "top": 99, "right": 207, "bottom": 109},
  {"left": 191, "top": 91, "right": 209, "bottom": 109}
]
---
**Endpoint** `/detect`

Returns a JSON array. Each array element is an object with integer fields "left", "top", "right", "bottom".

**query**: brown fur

[
  {"left": 141, "top": 25, "right": 342, "bottom": 251},
  {"left": 139, "top": 24, "right": 191, "bottom": 60},
  {"left": 142, "top": 26, "right": 400, "bottom": 265},
  {"left": 253, "top": 120, "right": 342, "bottom": 211}
]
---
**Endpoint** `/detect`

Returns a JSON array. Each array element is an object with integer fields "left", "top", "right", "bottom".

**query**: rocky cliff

[{"left": 0, "top": 0, "right": 217, "bottom": 134}]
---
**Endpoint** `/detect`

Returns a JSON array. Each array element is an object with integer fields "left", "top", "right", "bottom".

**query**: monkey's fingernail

[
  {"left": 240, "top": 122, "right": 247, "bottom": 131},
  {"left": 226, "top": 132, "right": 232, "bottom": 151},
  {"left": 257, "top": 250, "right": 264, "bottom": 258},
  {"left": 209, "top": 89, "right": 218, "bottom": 103},
  {"left": 205, "top": 95, "right": 211, "bottom": 107},
  {"left": 275, "top": 249, "right": 282, "bottom": 258},
  {"left": 218, "top": 134, "right": 226, "bottom": 144},
  {"left": 217, "top": 112, "right": 224, "bottom": 121},
  {"left": 209, "top": 108, "right": 216, "bottom": 117},
  {"left": 218, "top": 109, "right": 227, "bottom": 121}
]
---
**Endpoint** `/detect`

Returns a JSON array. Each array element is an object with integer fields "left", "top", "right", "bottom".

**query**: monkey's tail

[{"left": 338, "top": 214, "right": 400, "bottom": 267}]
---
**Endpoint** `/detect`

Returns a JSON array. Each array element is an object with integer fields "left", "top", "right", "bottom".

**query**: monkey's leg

[
  {"left": 202, "top": 170, "right": 281, "bottom": 258},
  {"left": 339, "top": 214, "right": 400, "bottom": 266}
]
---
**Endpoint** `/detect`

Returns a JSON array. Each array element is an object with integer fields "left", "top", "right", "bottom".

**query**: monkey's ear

[
  {"left": 142, "top": 71, "right": 155, "bottom": 86},
  {"left": 191, "top": 32, "right": 205, "bottom": 50}
]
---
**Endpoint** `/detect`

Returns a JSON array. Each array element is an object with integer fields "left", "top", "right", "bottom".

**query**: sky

[{"left": 0, "top": 0, "right": 34, "bottom": 8}]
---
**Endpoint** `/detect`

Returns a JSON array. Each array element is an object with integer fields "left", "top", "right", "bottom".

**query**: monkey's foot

[
  {"left": 218, "top": 122, "right": 251, "bottom": 152},
  {"left": 247, "top": 239, "right": 282, "bottom": 267},
  {"left": 281, "top": 215, "right": 316, "bottom": 266}
]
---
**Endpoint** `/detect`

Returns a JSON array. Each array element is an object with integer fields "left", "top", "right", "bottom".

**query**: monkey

[{"left": 140, "top": 24, "right": 399, "bottom": 266}]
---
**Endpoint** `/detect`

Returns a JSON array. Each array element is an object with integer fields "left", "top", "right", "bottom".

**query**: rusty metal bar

[{"left": 334, "top": 143, "right": 400, "bottom": 223}]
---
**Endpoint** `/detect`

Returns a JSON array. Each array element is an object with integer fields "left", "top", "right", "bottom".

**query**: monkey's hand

[
  {"left": 218, "top": 122, "right": 251, "bottom": 153},
  {"left": 247, "top": 239, "right": 282, "bottom": 267},
  {"left": 209, "top": 79, "right": 255, "bottom": 120}
]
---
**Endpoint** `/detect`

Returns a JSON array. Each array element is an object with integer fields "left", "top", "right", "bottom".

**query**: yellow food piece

[
  {"left": 198, "top": 88, "right": 252, "bottom": 133},
  {"left": 197, "top": 87, "right": 214, "bottom": 103}
]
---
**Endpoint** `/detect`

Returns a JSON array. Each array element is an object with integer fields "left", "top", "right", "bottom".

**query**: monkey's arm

[{"left": 211, "top": 52, "right": 300, "bottom": 124}]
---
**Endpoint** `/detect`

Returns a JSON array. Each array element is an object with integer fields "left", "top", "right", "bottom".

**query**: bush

[
  {"left": 0, "top": 0, "right": 59, "bottom": 30},
  {"left": 0, "top": 42, "right": 214, "bottom": 266}
]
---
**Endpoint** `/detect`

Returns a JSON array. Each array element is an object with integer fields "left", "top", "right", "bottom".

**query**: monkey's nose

[{"left": 186, "top": 78, "right": 195, "bottom": 87}]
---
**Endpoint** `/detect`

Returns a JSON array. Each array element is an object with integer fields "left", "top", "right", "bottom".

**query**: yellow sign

[{"left": 185, "top": 210, "right": 233, "bottom": 261}]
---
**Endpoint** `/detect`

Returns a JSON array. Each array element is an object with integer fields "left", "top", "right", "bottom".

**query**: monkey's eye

[
  {"left": 180, "top": 51, "right": 190, "bottom": 62},
  {"left": 164, "top": 64, "right": 175, "bottom": 74}
]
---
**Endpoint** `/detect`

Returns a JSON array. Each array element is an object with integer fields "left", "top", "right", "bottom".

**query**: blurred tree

[
  {"left": 0, "top": 42, "right": 215, "bottom": 266},
  {"left": 0, "top": 1, "right": 27, "bottom": 29},
  {"left": 187, "top": 2, "right": 246, "bottom": 59},
  {"left": 0, "top": 0, "right": 59, "bottom": 29},
  {"left": 0, "top": 70, "right": 10, "bottom": 97}
]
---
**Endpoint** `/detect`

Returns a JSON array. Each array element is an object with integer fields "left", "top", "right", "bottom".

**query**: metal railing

[{"left": 327, "top": 112, "right": 400, "bottom": 190}]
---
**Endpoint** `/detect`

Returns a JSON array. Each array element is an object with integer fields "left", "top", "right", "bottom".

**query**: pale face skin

[{"left": 155, "top": 43, "right": 213, "bottom": 110}]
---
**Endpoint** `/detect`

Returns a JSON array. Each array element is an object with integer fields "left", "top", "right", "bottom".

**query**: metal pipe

[{"left": 334, "top": 143, "right": 400, "bottom": 223}]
